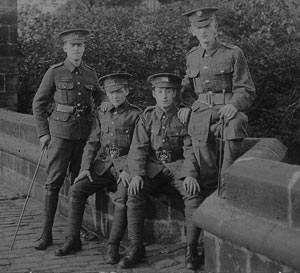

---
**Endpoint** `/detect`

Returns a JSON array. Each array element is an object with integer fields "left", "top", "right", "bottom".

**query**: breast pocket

[
  {"left": 150, "top": 126, "right": 161, "bottom": 151},
  {"left": 166, "top": 127, "right": 187, "bottom": 151},
  {"left": 116, "top": 127, "right": 133, "bottom": 148},
  {"left": 56, "top": 81, "right": 74, "bottom": 104},
  {"left": 188, "top": 68, "right": 202, "bottom": 93},
  {"left": 214, "top": 63, "right": 233, "bottom": 92}
]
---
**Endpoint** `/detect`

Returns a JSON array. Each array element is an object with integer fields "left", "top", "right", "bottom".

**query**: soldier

[
  {"left": 54, "top": 73, "right": 141, "bottom": 260},
  {"left": 118, "top": 73, "right": 204, "bottom": 270},
  {"left": 179, "top": 8, "right": 256, "bottom": 197},
  {"left": 32, "top": 29, "right": 107, "bottom": 250}
]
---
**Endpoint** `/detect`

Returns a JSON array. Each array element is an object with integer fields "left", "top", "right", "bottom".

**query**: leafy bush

[{"left": 18, "top": 0, "right": 300, "bottom": 160}]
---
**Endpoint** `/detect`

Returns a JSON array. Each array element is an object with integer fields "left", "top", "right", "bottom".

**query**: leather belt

[
  {"left": 56, "top": 103, "right": 91, "bottom": 115},
  {"left": 198, "top": 92, "right": 232, "bottom": 106}
]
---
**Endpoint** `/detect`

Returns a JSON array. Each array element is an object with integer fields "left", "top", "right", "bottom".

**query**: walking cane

[
  {"left": 10, "top": 147, "right": 45, "bottom": 250},
  {"left": 217, "top": 89, "right": 226, "bottom": 197}
]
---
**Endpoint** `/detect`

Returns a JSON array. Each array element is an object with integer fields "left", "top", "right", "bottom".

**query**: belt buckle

[
  {"left": 109, "top": 146, "right": 120, "bottom": 159},
  {"left": 157, "top": 149, "right": 171, "bottom": 163}
]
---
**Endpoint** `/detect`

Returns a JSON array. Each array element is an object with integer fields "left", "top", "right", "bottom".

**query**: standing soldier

[
  {"left": 54, "top": 73, "right": 141, "bottom": 261},
  {"left": 119, "top": 73, "right": 204, "bottom": 270},
  {"left": 32, "top": 29, "right": 106, "bottom": 250},
  {"left": 179, "top": 8, "right": 256, "bottom": 197}
]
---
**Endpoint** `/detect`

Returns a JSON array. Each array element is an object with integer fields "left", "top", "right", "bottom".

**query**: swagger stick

[
  {"left": 10, "top": 147, "right": 45, "bottom": 250},
  {"left": 217, "top": 89, "right": 226, "bottom": 197}
]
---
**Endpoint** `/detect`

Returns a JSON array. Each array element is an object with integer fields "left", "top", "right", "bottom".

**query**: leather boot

[
  {"left": 185, "top": 244, "right": 199, "bottom": 270},
  {"left": 106, "top": 244, "right": 120, "bottom": 264},
  {"left": 55, "top": 237, "right": 82, "bottom": 256},
  {"left": 35, "top": 231, "right": 52, "bottom": 250},
  {"left": 118, "top": 244, "right": 146, "bottom": 269},
  {"left": 35, "top": 189, "right": 58, "bottom": 250}
]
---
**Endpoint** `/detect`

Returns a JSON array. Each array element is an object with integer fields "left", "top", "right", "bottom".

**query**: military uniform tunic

[
  {"left": 32, "top": 58, "right": 106, "bottom": 189},
  {"left": 80, "top": 100, "right": 142, "bottom": 177}
]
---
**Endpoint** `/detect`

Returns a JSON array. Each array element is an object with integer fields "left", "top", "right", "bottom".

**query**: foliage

[{"left": 18, "top": 0, "right": 300, "bottom": 157}]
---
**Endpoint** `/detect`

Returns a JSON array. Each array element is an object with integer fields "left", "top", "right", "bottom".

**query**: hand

[
  {"left": 100, "top": 101, "right": 111, "bottom": 112},
  {"left": 177, "top": 107, "right": 191, "bottom": 124},
  {"left": 218, "top": 104, "right": 238, "bottom": 121},
  {"left": 117, "top": 171, "right": 130, "bottom": 187},
  {"left": 40, "top": 134, "right": 51, "bottom": 150},
  {"left": 183, "top": 176, "right": 200, "bottom": 195},
  {"left": 74, "top": 170, "right": 93, "bottom": 184},
  {"left": 128, "top": 176, "right": 144, "bottom": 195}
]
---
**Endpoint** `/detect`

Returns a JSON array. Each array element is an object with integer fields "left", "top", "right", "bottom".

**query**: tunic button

[
  {"left": 75, "top": 72, "right": 78, "bottom": 75},
  {"left": 220, "top": 70, "right": 225, "bottom": 73},
  {"left": 176, "top": 132, "right": 179, "bottom": 135},
  {"left": 126, "top": 130, "right": 129, "bottom": 133},
  {"left": 203, "top": 66, "right": 208, "bottom": 69},
  {"left": 77, "top": 103, "right": 81, "bottom": 106},
  {"left": 209, "top": 105, "right": 212, "bottom": 108},
  {"left": 162, "top": 115, "right": 166, "bottom": 119},
  {"left": 162, "top": 126, "right": 166, "bottom": 129},
  {"left": 77, "top": 82, "right": 80, "bottom": 85},
  {"left": 205, "top": 80, "right": 210, "bottom": 84},
  {"left": 77, "top": 114, "right": 80, "bottom": 117},
  {"left": 112, "top": 121, "right": 115, "bottom": 125},
  {"left": 162, "top": 139, "right": 166, "bottom": 143},
  {"left": 111, "top": 133, "right": 114, "bottom": 136},
  {"left": 78, "top": 92, "right": 81, "bottom": 95}
]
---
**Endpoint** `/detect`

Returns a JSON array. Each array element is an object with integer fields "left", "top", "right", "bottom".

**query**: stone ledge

[{"left": 193, "top": 193, "right": 300, "bottom": 271}]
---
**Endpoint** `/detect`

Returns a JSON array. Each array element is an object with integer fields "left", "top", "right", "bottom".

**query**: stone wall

[
  {"left": 0, "top": 0, "right": 18, "bottom": 110},
  {"left": 0, "top": 109, "right": 185, "bottom": 244},
  {"left": 193, "top": 138, "right": 300, "bottom": 272}
]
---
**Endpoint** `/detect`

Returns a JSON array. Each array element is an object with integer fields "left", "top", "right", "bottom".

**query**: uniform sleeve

[
  {"left": 229, "top": 47, "right": 256, "bottom": 111},
  {"left": 32, "top": 68, "right": 55, "bottom": 137},
  {"left": 180, "top": 58, "right": 198, "bottom": 107},
  {"left": 80, "top": 112, "right": 102, "bottom": 171},
  {"left": 127, "top": 114, "right": 150, "bottom": 177},
  {"left": 180, "top": 134, "right": 200, "bottom": 179}
]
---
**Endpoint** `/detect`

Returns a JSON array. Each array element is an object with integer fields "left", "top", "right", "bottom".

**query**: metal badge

[
  {"left": 109, "top": 146, "right": 120, "bottom": 159},
  {"left": 157, "top": 149, "right": 171, "bottom": 163}
]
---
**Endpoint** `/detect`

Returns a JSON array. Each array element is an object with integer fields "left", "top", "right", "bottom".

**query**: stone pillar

[
  {"left": 0, "top": 0, "right": 18, "bottom": 110},
  {"left": 193, "top": 138, "right": 300, "bottom": 272}
]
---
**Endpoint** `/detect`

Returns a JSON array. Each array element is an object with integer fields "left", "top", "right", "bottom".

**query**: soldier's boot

[
  {"left": 54, "top": 237, "right": 82, "bottom": 256},
  {"left": 185, "top": 206, "right": 201, "bottom": 270},
  {"left": 107, "top": 205, "right": 127, "bottom": 264},
  {"left": 118, "top": 244, "right": 146, "bottom": 269},
  {"left": 55, "top": 190, "right": 87, "bottom": 256},
  {"left": 220, "top": 139, "right": 243, "bottom": 198},
  {"left": 35, "top": 189, "right": 59, "bottom": 250},
  {"left": 118, "top": 202, "right": 146, "bottom": 269}
]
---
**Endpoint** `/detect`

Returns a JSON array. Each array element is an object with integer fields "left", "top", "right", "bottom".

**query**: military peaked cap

[
  {"left": 183, "top": 7, "right": 218, "bottom": 27},
  {"left": 147, "top": 73, "right": 181, "bottom": 88},
  {"left": 58, "top": 28, "right": 90, "bottom": 43},
  {"left": 99, "top": 73, "right": 132, "bottom": 92}
]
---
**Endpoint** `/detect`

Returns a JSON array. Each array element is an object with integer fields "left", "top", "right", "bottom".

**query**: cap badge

[
  {"left": 161, "top": 77, "right": 169, "bottom": 82},
  {"left": 196, "top": 10, "right": 203, "bottom": 16}
]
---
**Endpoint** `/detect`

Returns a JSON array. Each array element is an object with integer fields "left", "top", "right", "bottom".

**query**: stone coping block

[
  {"left": 193, "top": 193, "right": 300, "bottom": 271},
  {"left": 225, "top": 158, "right": 300, "bottom": 226}
]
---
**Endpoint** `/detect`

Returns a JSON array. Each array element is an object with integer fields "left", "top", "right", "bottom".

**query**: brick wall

[
  {"left": 0, "top": 0, "right": 18, "bottom": 110},
  {"left": 193, "top": 138, "right": 300, "bottom": 272},
  {"left": 0, "top": 109, "right": 185, "bottom": 244}
]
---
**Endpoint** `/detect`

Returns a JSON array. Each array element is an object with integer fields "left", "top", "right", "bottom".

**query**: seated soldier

[
  {"left": 54, "top": 73, "right": 141, "bottom": 263},
  {"left": 118, "top": 73, "right": 204, "bottom": 270}
]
